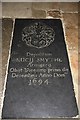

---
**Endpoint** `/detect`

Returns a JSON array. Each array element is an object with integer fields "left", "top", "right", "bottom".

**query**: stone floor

[{"left": 0, "top": 2, "right": 79, "bottom": 119}]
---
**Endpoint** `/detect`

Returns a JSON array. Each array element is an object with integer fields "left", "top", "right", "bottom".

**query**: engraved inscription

[{"left": 10, "top": 52, "right": 69, "bottom": 86}]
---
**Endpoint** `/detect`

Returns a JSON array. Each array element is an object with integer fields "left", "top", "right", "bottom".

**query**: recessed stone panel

[{"left": 2, "top": 19, "right": 78, "bottom": 119}]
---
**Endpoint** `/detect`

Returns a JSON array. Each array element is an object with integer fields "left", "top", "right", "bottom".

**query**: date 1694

[{"left": 28, "top": 78, "right": 49, "bottom": 86}]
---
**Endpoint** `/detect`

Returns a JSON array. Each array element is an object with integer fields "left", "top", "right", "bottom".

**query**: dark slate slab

[{"left": 2, "top": 19, "right": 78, "bottom": 119}]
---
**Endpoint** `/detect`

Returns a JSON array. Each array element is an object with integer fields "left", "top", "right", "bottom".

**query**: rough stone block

[
  {"left": 63, "top": 13, "right": 78, "bottom": 50},
  {"left": 47, "top": 10, "right": 62, "bottom": 18},
  {"left": 2, "top": 2, "right": 32, "bottom": 18},
  {"left": 2, "top": 18, "right": 13, "bottom": 82},
  {"left": 0, "top": 2, "right": 2, "bottom": 18},
  {"left": 32, "top": 2, "right": 78, "bottom": 12},
  {"left": 32, "top": 2, "right": 59, "bottom": 10},
  {"left": 59, "top": 2, "right": 78, "bottom": 12},
  {"left": 32, "top": 9, "right": 46, "bottom": 18}
]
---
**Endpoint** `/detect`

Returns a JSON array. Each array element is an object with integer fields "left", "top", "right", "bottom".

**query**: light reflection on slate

[{"left": 2, "top": 19, "right": 78, "bottom": 118}]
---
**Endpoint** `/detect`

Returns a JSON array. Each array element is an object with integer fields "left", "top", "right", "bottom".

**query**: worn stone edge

[
  {"left": 61, "top": 17, "right": 79, "bottom": 118},
  {"left": 0, "top": 19, "right": 15, "bottom": 119}
]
